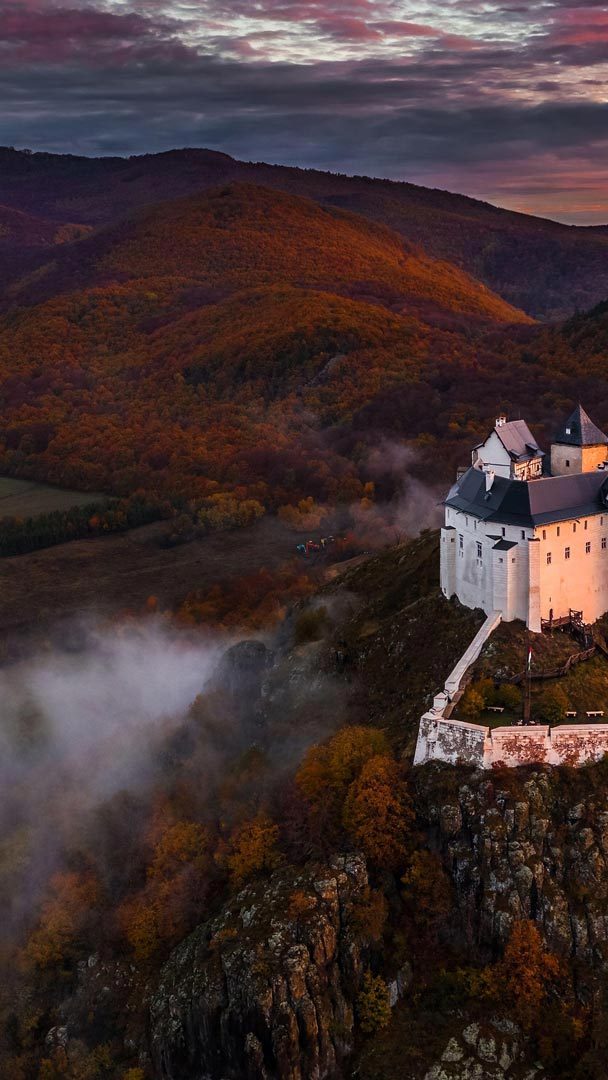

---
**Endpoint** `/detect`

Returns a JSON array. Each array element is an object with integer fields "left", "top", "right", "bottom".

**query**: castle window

[
  {"left": 476, "top": 542, "right": 482, "bottom": 559},
  {"left": 585, "top": 520, "right": 588, "bottom": 530},
  {"left": 557, "top": 526, "right": 560, "bottom": 537},
  {"left": 573, "top": 523, "right": 577, "bottom": 533},
  {"left": 459, "top": 534, "right": 463, "bottom": 550},
  {"left": 586, "top": 542, "right": 591, "bottom": 554},
  {"left": 566, "top": 459, "right": 570, "bottom": 468},
  {"left": 502, "top": 527, "right": 506, "bottom": 537},
  {"left": 547, "top": 552, "right": 552, "bottom": 565},
  {"left": 565, "top": 547, "right": 571, "bottom": 559},
  {"left": 521, "top": 530, "right": 525, "bottom": 540},
  {"left": 603, "top": 537, "right": 607, "bottom": 550},
  {"left": 542, "top": 529, "right": 546, "bottom": 540}
]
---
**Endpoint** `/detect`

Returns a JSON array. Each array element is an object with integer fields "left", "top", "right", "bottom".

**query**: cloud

[{"left": 0, "top": 0, "right": 606, "bottom": 221}]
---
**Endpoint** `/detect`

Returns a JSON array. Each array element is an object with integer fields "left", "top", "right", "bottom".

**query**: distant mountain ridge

[
  {"left": 0, "top": 146, "right": 607, "bottom": 318},
  {"left": 5, "top": 183, "right": 528, "bottom": 326},
  {"left": 0, "top": 203, "right": 90, "bottom": 249},
  {"left": 0, "top": 183, "right": 531, "bottom": 502}
]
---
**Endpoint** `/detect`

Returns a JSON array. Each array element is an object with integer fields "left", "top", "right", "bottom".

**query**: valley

[{"left": 1, "top": 147, "right": 608, "bottom": 1080}]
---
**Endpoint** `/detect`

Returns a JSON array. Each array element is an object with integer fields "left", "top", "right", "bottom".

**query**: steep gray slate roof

[
  {"left": 475, "top": 419, "right": 544, "bottom": 462},
  {"left": 554, "top": 404, "right": 608, "bottom": 447},
  {"left": 446, "top": 466, "right": 608, "bottom": 527}
]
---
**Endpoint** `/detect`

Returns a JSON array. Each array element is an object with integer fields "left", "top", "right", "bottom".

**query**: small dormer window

[{"left": 566, "top": 427, "right": 571, "bottom": 435}]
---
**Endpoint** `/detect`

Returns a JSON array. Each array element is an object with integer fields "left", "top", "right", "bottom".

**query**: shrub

[
  {"left": 458, "top": 687, "right": 485, "bottom": 722},
  {"left": 534, "top": 685, "right": 569, "bottom": 724},
  {"left": 357, "top": 972, "right": 391, "bottom": 1034},
  {"left": 493, "top": 683, "right": 522, "bottom": 711}
]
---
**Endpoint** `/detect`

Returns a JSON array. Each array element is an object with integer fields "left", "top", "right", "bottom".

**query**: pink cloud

[
  {"left": 375, "top": 20, "right": 441, "bottom": 37},
  {"left": 548, "top": 6, "right": 608, "bottom": 45},
  {"left": 317, "top": 15, "right": 383, "bottom": 42},
  {"left": 0, "top": 1, "right": 189, "bottom": 66}
]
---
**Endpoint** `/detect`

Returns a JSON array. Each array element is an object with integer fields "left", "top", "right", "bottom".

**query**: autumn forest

[{"left": 2, "top": 148, "right": 608, "bottom": 1080}]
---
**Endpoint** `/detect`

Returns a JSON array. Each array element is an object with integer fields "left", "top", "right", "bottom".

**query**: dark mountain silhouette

[{"left": 0, "top": 146, "right": 606, "bottom": 318}]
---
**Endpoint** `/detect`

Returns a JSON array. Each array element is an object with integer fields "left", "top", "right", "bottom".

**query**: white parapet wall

[
  {"left": 415, "top": 718, "right": 608, "bottom": 769},
  {"left": 413, "top": 607, "right": 608, "bottom": 769},
  {"left": 444, "top": 611, "right": 502, "bottom": 698}
]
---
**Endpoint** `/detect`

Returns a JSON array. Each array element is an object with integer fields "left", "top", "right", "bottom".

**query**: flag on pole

[{"left": 527, "top": 646, "right": 533, "bottom": 671}]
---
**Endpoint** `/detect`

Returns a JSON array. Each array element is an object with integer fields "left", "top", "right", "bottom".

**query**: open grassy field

[
  {"left": 0, "top": 476, "right": 105, "bottom": 517},
  {"left": 0, "top": 516, "right": 320, "bottom": 661}
]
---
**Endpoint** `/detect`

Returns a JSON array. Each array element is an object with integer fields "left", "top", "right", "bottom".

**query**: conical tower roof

[{"left": 554, "top": 404, "right": 608, "bottom": 447}]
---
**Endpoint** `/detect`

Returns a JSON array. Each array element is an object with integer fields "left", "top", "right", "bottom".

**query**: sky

[{"left": 1, "top": 0, "right": 608, "bottom": 223}]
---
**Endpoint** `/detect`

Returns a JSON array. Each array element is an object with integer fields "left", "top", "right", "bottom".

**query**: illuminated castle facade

[{"left": 441, "top": 406, "right": 608, "bottom": 633}]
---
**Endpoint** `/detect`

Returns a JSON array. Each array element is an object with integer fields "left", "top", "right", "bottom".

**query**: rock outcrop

[
  {"left": 424, "top": 1019, "right": 545, "bottom": 1080},
  {"left": 415, "top": 763, "right": 608, "bottom": 971},
  {"left": 150, "top": 854, "right": 369, "bottom": 1080}
]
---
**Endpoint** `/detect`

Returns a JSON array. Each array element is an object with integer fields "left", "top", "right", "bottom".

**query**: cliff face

[
  {"left": 150, "top": 854, "right": 370, "bottom": 1080},
  {"left": 415, "top": 763, "right": 608, "bottom": 972}
]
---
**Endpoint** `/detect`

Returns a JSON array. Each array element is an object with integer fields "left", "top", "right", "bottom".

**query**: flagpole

[{"left": 524, "top": 628, "right": 532, "bottom": 725}]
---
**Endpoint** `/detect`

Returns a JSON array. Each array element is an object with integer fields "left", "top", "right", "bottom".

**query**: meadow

[{"left": 0, "top": 476, "right": 105, "bottom": 518}]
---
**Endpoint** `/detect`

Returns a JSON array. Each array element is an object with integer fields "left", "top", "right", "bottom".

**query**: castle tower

[{"left": 551, "top": 404, "right": 608, "bottom": 476}]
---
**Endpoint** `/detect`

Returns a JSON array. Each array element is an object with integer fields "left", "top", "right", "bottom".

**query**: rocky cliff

[
  {"left": 150, "top": 855, "right": 370, "bottom": 1080},
  {"left": 415, "top": 761, "right": 608, "bottom": 973}
]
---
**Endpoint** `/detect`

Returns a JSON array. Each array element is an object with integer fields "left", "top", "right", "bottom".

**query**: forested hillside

[
  {"left": 0, "top": 146, "right": 607, "bottom": 317},
  {"left": 0, "top": 178, "right": 607, "bottom": 539},
  {"left": 0, "top": 184, "right": 531, "bottom": 510}
]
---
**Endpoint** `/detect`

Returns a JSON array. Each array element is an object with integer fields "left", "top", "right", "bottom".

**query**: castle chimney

[{"left": 496, "top": 415, "right": 507, "bottom": 428}]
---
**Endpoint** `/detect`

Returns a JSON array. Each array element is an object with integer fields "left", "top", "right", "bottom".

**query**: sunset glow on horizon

[{"left": 1, "top": 0, "right": 608, "bottom": 223}]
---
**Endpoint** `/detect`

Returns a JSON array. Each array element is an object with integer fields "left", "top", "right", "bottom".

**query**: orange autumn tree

[
  {"left": 220, "top": 812, "right": 281, "bottom": 889},
  {"left": 484, "top": 919, "right": 562, "bottom": 1031},
  {"left": 296, "top": 726, "right": 389, "bottom": 847},
  {"left": 118, "top": 819, "right": 213, "bottom": 962},
  {"left": 342, "top": 755, "right": 414, "bottom": 870},
  {"left": 23, "top": 870, "right": 101, "bottom": 970},
  {"left": 401, "top": 850, "right": 454, "bottom": 938}
]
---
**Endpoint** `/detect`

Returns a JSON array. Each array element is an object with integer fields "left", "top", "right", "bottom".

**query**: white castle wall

[
  {"left": 551, "top": 443, "right": 608, "bottom": 477},
  {"left": 441, "top": 508, "right": 532, "bottom": 625},
  {"left": 536, "top": 512, "right": 608, "bottom": 625},
  {"left": 442, "top": 504, "right": 608, "bottom": 631}
]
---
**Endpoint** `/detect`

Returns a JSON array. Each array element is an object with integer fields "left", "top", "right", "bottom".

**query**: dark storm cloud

[{"left": 1, "top": 0, "right": 607, "bottom": 221}]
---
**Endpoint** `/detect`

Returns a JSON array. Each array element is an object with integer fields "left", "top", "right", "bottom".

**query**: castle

[{"left": 441, "top": 406, "right": 608, "bottom": 633}]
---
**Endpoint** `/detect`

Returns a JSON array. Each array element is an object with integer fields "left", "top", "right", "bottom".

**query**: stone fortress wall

[{"left": 413, "top": 612, "right": 608, "bottom": 769}]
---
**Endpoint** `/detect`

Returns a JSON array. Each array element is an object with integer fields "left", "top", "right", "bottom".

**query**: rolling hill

[
  {"left": 0, "top": 146, "right": 606, "bottom": 317},
  {"left": 5, "top": 183, "right": 529, "bottom": 326},
  {"left": 0, "top": 179, "right": 606, "bottom": 525},
  {"left": 0, "top": 183, "right": 532, "bottom": 504}
]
